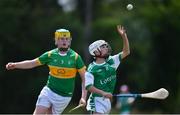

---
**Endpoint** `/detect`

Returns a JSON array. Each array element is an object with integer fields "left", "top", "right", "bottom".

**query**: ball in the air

[{"left": 127, "top": 4, "right": 133, "bottom": 10}]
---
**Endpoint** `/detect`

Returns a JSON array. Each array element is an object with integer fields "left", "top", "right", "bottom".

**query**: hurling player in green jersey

[
  {"left": 85, "top": 25, "right": 130, "bottom": 114},
  {"left": 6, "top": 29, "right": 87, "bottom": 114}
]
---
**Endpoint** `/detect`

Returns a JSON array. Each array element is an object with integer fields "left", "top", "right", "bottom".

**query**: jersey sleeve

[
  {"left": 85, "top": 72, "right": 94, "bottom": 90},
  {"left": 37, "top": 51, "right": 50, "bottom": 65},
  {"left": 76, "top": 54, "right": 86, "bottom": 72},
  {"left": 110, "top": 52, "right": 122, "bottom": 69}
]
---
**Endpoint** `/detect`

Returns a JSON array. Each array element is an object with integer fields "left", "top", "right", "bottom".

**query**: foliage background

[{"left": 0, "top": 0, "right": 180, "bottom": 114}]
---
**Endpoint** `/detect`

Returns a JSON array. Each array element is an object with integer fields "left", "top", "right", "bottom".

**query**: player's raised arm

[
  {"left": 6, "top": 58, "right": 40, "bottom": 70},
  {"left": 117, "top": 25, "right": 130, "bottom": 59}
]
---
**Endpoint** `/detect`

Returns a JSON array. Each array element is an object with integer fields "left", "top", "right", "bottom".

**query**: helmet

[
  {"left": 55, "top": 29, "right": 71, "bottom": 39},
  {"left": 54, "top": 29, "right": 72, "bottom": 51},
  {"left": 89, "top": 40, "right": 108, "bottom": 56}
]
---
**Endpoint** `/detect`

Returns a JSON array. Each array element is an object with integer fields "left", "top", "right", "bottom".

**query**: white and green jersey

[
  {"left": 36, "top": 48, "right": 86, "bottom": 97},
  {"left": 85, "top": 53, "right": 122, "bottom": 97},
  {"left": 85, "top": 53, "right": 122, "bottom": 112}
]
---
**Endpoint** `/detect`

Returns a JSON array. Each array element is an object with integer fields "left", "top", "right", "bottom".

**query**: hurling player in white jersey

[{"left": 85, "top": 25, "right": 130, "bottom": 114}]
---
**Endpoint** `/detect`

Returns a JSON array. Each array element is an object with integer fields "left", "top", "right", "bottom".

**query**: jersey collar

[{"left": 93, "top": 61, "right": 106, "bottom": 66}]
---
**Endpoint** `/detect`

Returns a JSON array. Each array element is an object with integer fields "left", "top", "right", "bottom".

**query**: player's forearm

[
  {"left": 88, "top": 86, "right": 106, "bottom": 96},
  {"left": 121, "top": 34, "right": 130, "bottom": 57},
  {"left": 81, "top": 77, "right": 87, "bottom": 99},
  {"left": 14, "top": 60, "right": 38, "bottom": 69},
  {"left": 81, "top": 87, "right": 87, "bottom": 100},
  {"left": 80, "top": 70, "right": 87, "bottom": 99},
  {"left": 81, "top": 79, "right": 87, "bottom": 99}
]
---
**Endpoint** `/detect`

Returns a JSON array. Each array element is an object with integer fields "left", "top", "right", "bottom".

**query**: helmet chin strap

[
  {"left": 94, "top": 55, "right": 109, "bottom": 59},
  {"left": 58, "top": 45, "right": 70, "bottom": 52},
  {"left": 58, "top": 48, "right": 69, "bottom": 52},
  {"left": 94, "top": 49, "right": 110, "bottom": 59}
]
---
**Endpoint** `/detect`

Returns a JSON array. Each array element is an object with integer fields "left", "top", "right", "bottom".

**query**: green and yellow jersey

[{"left": 36, "top": 48, "right": 86, "bottom": 97}]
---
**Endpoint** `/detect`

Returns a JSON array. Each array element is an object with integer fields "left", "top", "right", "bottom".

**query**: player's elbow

[
  {"left": 125, "top": 49, "right": 130, "bottom": 55},
  {"left": 123, "top": 50, "right": 130, "bottom": 58},
  {"left": 85, "top": 84, "right": 93, "bottom": 90},
  {"left": 127, "top": 50, "right": 130, "bottom": 56}
]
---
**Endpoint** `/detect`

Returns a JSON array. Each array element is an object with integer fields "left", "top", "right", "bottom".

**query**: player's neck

[
  {"left": 58, "top": 48, "right": 69, "bottom": 54},
  {"left": 59, "top": 51, "right": 67, "bottom": 54},
  {"left": 95, "top": 58, "right": 106, "bottom": 64}
]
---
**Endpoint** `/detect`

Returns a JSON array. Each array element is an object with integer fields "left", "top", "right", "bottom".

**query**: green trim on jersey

[
  {"left": 86, "top": 84, "right": 93, "bottom": 90},
  {"left": 37, "top": 48, "right": 86, "bottom": 96}
]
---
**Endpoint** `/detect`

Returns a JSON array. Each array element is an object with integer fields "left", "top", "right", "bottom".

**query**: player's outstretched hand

[
  {"left": 6, "top": 62, "right": 16, "bottom": 70},
  {"left": 117, "top": 25, "right": 127, "bottom": 38}
]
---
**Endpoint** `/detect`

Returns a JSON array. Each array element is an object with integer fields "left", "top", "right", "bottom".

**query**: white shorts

[
  {"left": 86, "top": 97, "right": 111, "bottom": 114},
  {"left": 36, "top": 86, "right": 71, "bottom": 114}
]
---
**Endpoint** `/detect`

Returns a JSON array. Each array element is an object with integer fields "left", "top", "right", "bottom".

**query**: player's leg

[
  {"left": 94, "top": 97, "right": 111, "bottom": 114},
  {"left": 47, "top": 106, "right": 52, "bottom": 114},
  {"left": 33, "top": 86, "right": 52, "bottom": 114},
  {"left": 50, "top": 92, "right": 71, "bottom": 114},
  {"left": 87, "top": 97, "right": 111, "bottom": 114},
  {"left": 33, "top": 105, "right": 50, "bottom": 114}
]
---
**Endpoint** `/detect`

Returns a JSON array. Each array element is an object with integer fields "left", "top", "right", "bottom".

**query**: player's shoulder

[
  {"left": 106, "top": 55, "right": 117, "bottom": 65},
  {"left": 87, "top": 62, "right": 97, "bottom": 71},
  {"left": 107, "top": 53, "right": 121, "bottom": 61},
  {"left": 48, "top": 48, "right": 58, "bottom": 54},
  {"left": 68, "top": 49, "right": 80, "bottom": 59},
  {"left": 106, "top": 55, "right": 113, "bottom": 61},
  {"left": 47, "top": 48, "right": 58, "bottom": 53},
  {"left": 69, "top": 49, "right": 79, "bottom": 55}
]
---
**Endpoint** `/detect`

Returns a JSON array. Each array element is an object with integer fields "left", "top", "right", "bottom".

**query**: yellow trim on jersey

[
  {"left": 36, "top": 58, "right": 43, "bottom": 65},
  {"left": 48, "top": 65, "right": 77, "bottom": 79},
  {"left": 75, "top": 52, "right": 78, "bottom": 60},
  {"left": 78, "top": 66, "right": 86, "bottom": 73},
  {"left": 48, "top": 51, "right": 52, "bottom": 57}
]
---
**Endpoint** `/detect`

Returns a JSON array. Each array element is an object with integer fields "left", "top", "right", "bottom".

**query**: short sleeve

[
  {"left": 110, "top": 52, "right": 122, "bottom": 69},
  {"left": 85, "top": 72, "right": 94, "bottom": 90},
  {"left": 38, "top": 51, "right": 50, "bottom": 65},
  {"left": 76, "top": 54, "right": 86, "bottom": 70}
]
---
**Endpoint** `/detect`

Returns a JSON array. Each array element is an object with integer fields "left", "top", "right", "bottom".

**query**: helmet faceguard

[
  {"left": 54, "top": 29, "right": 72, "bottom": 51},
  {"left": 89, "top": 40, "right": 112, "bottom": 58}
]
